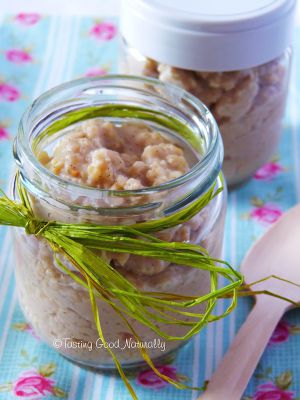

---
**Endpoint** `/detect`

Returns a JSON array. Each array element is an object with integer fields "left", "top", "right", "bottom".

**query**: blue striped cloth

[{"left": 0, "top": 12, "right": 300, "bottom": 400}]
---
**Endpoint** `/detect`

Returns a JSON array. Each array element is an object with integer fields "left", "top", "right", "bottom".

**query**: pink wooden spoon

[{"left": 198, "top": 204, "right": 300, "bottom": 400}]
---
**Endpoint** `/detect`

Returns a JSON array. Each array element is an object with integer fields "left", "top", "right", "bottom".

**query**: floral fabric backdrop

[{"left": 0, "top": 11, "right": 300, "bottom": 400}]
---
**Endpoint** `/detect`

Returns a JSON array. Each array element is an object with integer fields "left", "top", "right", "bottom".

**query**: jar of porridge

[
  {"left": 120, "top": 0, "right": 296, "bottom": 186},
  {"left": 12, "top": 76, "right": 226, "bottom": 369}
]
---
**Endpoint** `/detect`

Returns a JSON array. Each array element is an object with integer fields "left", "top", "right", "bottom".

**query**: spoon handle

[{"left": 198, "top": 297, "right": 287, "bottom": 400}]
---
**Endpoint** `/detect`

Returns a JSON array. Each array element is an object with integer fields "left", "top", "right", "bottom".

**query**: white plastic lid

[{"left": 120, "top": 0, "right": 296, "bottom": 71}]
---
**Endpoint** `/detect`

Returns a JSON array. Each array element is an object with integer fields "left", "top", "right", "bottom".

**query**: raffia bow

[{"left": 0, "top": 175, "right": 243, "bottom": 399}]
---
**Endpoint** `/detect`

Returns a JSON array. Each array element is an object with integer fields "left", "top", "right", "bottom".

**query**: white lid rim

[
  {"left": 121, "top": 0, "right": 296, "bottom": 72},
  {"left": 125, "top": 0, "right": 296, "bottom": 31}
]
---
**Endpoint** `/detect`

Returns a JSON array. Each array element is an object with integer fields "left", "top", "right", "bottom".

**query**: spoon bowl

[{"left": 199, "top": 204, "right": 300, "bottom": 400}]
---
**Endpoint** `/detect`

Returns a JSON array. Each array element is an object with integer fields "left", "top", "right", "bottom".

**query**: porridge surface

[{"left": 39, "top": 119, "right": 190, "bottom": 189}]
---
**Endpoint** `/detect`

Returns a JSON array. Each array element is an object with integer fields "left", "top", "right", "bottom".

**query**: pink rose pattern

[
  {"left": 268, "top": 321, "right": 300, "bottom": 346},
  {"left": 0, "top": 82, "right": 21, "bottom": 102},
  {"left": 13, "top": 370, "right": 55, "bottom": 397},
  {"left": 250, "top": 204, "right": 283, "bottom": 225},
  {"left": 270, "top": 321, "right": 291, "bottom": 345},
  {"left": 253, "top": 382, "right": 294, "bottom": 400},
  {"left": 136, "top": 365, "right": 179, "bottom": 389},
  {"left": 5, "top": 49, "right": 33, "bottom": 64},
  {"left": 84, "top": 66, "right": 107, "bottom": 77},
  {"left": 15, "top": 13, "right": 41, "bottom": 26},
  {"left": 0, "top": 126, "right": 10, "bottom": 140},
  {"left": 243, "top": 370, "right": 297, "bottom": 399},
  {"left": 254, "top": 162, "right": 284, "bottom": 181},
  {"left": 89, "top": 22, "right": 117, "bottom": 41},
  {"left": 0, "top": 357, "right": 66, "bottom": 398}
]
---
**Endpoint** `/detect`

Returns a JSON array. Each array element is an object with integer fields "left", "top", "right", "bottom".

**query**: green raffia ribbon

[
  {"left": 32, "top": 104, "right": 204, "bottom": 153},
  {"left": 0, "top": 174, "right": 243, "bottom": 399}
]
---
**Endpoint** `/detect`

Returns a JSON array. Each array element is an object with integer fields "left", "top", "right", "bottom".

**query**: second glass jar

[{"left": 120, "top": 0, "right": 295, "bottom": 186}]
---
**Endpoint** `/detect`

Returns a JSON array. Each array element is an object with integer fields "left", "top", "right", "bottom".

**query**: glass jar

[
  {"left": 13, "top": 75, "right": 226, "bottom": 369},
  {"left": 120, "top": 0, "right": 296, "bottom": 187}
]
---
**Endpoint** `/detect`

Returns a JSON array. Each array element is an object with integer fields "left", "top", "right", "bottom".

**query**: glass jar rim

[{"left": 15, "top": 75, "right": 223, "bottom": 203}]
